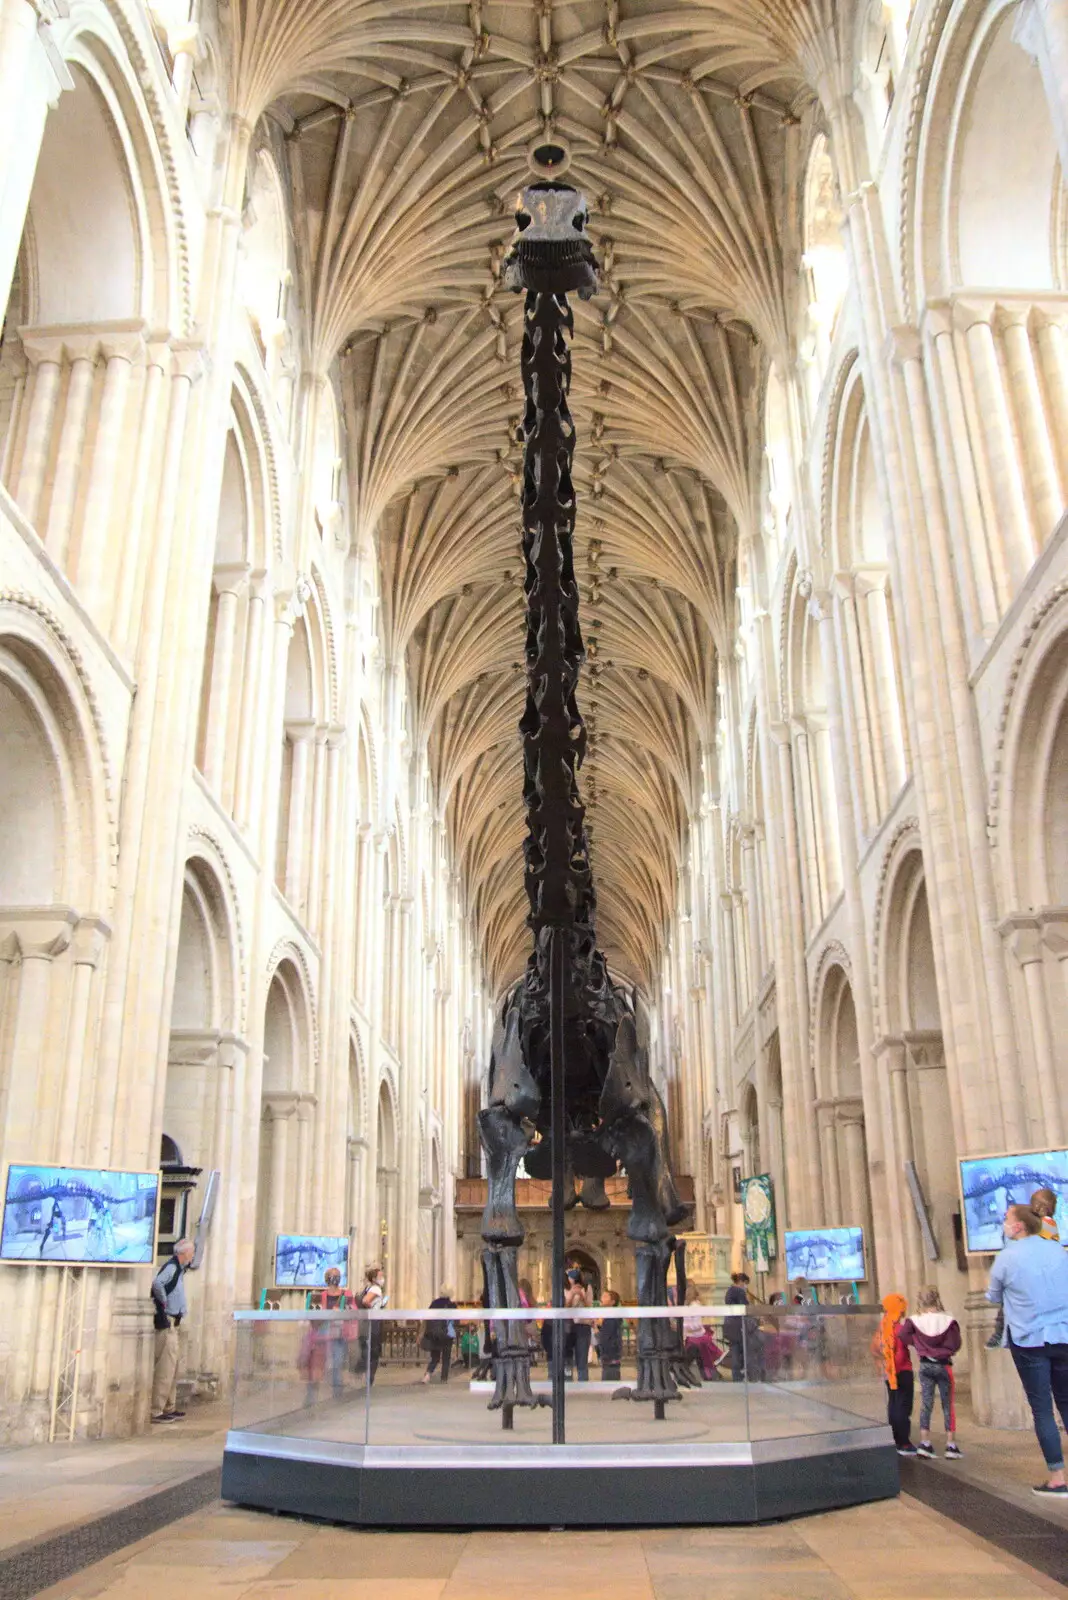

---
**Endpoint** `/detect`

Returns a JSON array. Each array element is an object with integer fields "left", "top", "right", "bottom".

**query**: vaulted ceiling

[{"left": 231, "top": 0, "right": 829, "bottom": 993}]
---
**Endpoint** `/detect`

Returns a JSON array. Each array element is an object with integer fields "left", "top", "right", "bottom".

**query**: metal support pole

[{"left": 550, "top": 926, "right": 567, "bottom": 1444}]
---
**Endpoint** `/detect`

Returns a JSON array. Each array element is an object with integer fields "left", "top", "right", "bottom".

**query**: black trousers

[
  {"left": 886, "top": 1371, "right": 914, "bottom": 1449},
  {"left": 426, "top": 1340, "right": 452, "bottom": 1381}
]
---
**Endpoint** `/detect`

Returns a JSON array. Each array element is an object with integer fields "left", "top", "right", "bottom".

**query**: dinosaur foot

[{"left": 487, "top": 1355, "right": 542, "bottom": 1411}]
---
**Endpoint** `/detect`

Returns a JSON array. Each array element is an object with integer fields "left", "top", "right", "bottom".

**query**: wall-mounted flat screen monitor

[
  {"left": 784, "top": 1226, "right": 866, "bottom": 1282},
  {"left": 959, "top": 1148, "right": 1068, "bottom": 1253},
  {"left": 274, "top": 1234, "right": 349, "bottom": 1288},
  {"left": 0, "top": 1165, "right": 160, "bottom": 1265}
]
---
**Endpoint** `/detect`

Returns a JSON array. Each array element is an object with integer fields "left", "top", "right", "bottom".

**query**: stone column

[
  {"left": 347, "top": 1135, "right": 367, "bottom": 1253},
  {"left": 816, "top": 1101, "right": 843, "bottom": 1226},
  {"left": 201, "top": 563, "right": 250, "bottom": 797},
  {"left": 764, "top": 719, "right": 821, "bottom": 1225},
  {"left": 283, "top": 721, "right": 315, "bottom": 916},
  {"left": 0, "top": 910, "right": 77, "bottom": 1152},
  {"left": 59, "top": 916, "right": 110, "bottom": 1162},
  {"left": 263, "top": 1098, "right": 296, "bottom": 1261},
  {"left": 956, "top": 300, "right": 1036, "bottom": 590},
  {"left": 1034, "top": 311, "right": 1068, "bottom": 493},
  {"left": 44, "top": 336, "right": 97, "bottom": 567},
  {"left": 856, "top": 568, "right": 907, "bottom": 800},
  {"left": 1003, "top": 917, "right": 1063, "bottom": 1143},
  {"left": 304, "top": 728, "right": 329, "bottom": 936},
  {"left": 14, "top": 336, "right": 62, "bottom": 526},
  {"left": 115, "top": 342, "right": 171, "bottom": 656},
  {"left": 78, "top": 326, "right": 145, "bottom": 626},
  {"left": 739, "top": 824, "right": 762, "bottom": 991},
  {"left": 922, "top": 303, "right": 1002, "bottom": 639},
  {"left": 834, "top": 571, "right": 878, "bottom": 832},
  {"left": 837, "top": 1102, "right": 871, "bottom": 1244},
  {"left": 875, "top": 1035, "right": 922, "bottom": 1288},
  {"left": 294, "top": 1097, "right": 315, "bottom": 1234},
  {"left": 233, "top": 571, "right": 268, "bottom": 831},
  {"left": 997, "top": 303, "right": 1065, "bottom": 541}
]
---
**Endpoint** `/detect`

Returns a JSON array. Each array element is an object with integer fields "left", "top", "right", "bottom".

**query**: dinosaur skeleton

[{"left": 479, "top": 181, "right": 691, "bottom": 1432}]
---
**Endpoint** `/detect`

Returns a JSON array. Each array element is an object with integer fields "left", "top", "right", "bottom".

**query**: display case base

[{"left": 222, "top": 1428, "right": 898, "bottom": 1527}]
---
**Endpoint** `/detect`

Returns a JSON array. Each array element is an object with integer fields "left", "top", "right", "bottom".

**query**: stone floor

[
  {"left": 0, "top": 1370, "right": 1064, "bottom": 1599},
  {"left": 29, "top": 1495, "right": 1068, "bottom": 1600}
]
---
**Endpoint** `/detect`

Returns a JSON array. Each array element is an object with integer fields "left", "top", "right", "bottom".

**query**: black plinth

[{"left": 222, "top": 1428, "right": 898, "bottom": 1527}]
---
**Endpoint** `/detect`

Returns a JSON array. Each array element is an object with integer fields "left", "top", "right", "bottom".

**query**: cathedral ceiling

[{"left": 231, "top": 0, "right": 827, "bottom": 992}]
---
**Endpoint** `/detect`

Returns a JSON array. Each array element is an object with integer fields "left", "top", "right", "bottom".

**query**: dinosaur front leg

[{"left": 478, "top": 1005, "right": 544, "bottom": 1417}]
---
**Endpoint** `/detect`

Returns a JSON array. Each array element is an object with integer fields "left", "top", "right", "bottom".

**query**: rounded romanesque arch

[{"left": 813, "top": 954, "right": 874, "bottom": 1271}]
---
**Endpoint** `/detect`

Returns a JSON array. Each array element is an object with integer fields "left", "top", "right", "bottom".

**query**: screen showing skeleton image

[
  {"left": 784, "top": 1227, "right": 866, "bottom": 1283},
  {"left": 274, "top": 1234, "right": 349, "bottom": 1288},
  {"left": 959, "top": 1149, "right": 1068, "bottom": 1253},
  {"left": 0, "top": 1165, "right": 159, "bottom": 1265}
]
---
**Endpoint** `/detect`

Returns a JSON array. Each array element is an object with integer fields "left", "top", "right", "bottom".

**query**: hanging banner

[{"left": 741, "top": 1174, "right": 777, "bottom": 1272}]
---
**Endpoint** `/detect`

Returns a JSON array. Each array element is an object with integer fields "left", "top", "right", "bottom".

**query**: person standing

[
  {"left": 151, "top": 1238, "right": 194, "bottom": 1423},
  {"left": 988, "top": 1203, "right": 1068, "bottom": 1497},
  {"left": 876, "top": 1291, "right": 916, "bottom": 1456},
  {"left": 900, "top": 1285, "right": 963, "bottom": 1459},
  {"left": 355, "top": 1262, "right": 386, "bottom": 1387},
  {"left": 596, "top": 1289, "right": 624, "bottom": 1381},
  {"left": 310, "top": 1267, "right": 353, "bottom": 1399},
  {"left": 565, "top": 1267, "right": 593, "bottom": 1381},
  {"left": 421, "top": 1286, "right": 457, "bottom": 1384},
  {"left": 723, "top": 1272, "right": 762, "bottom": 1382}
]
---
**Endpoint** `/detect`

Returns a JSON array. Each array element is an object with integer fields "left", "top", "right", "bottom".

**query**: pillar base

[{"left": 965, "top": 1294, "right": 1032, "bottom": 1429}]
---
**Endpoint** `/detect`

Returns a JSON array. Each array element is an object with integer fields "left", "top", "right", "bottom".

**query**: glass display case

[{"left": 223, "top": 1302, "right": 898, "bottom": 1526}]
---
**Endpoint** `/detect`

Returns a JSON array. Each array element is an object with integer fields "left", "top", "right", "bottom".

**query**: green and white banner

[{"left": 741, "top": 1174, "right": 777, "bottom": 1273}]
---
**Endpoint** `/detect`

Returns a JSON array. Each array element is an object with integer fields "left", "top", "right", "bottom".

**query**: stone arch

[
  {"left": 876, "top": 839, "right": 963, "bottom": 1299},
  {"left": 0, "top": 601, "right": 111, "bottom": 912},
  {"left": 995, "top": 588, "right": 1068, "bottom": 910},
  {"left": 881, "top": 845, "right": 942, "bottom": 1036},
  {"left": 826, "top": 359, "right": 909, "bottom": 825},
  {"left": 375, "top": 1071, "right": 400, "bottom": 1279},
  {"left": 915, "top": 0, "right": 1066, "bottom": 303},
  {"left": 785, "top": 566, "right": 843, "bottom": 930},
  {"left": 239, "top": 143, "right": 295, "bottom": 390},
  {"left": 255, "top": 952, "right": 316, "bottom": 1287},
  {"left": 170, "top": 854, "right": 238, "bottom": 1036},
  {"left": 194, "top": 382, "right": 273, "bottom": 809},
  {"left": 871, "top": 817, "right": 923, "bottom": 1033},
  {"left": 813, "top": 957, "right": 874, "bottom": 1253},
  {"left": 741, "top": 1081, "right": 761, "bottom": 1176},
  {"left": 263, "top": 951, "right": 314, "bottom": 1095},
  {"left": 18, "top": 30, "right": 176, "bottom": 330},
  {"left": 799, "top": 132, "right": 848, "bottom": 413}
]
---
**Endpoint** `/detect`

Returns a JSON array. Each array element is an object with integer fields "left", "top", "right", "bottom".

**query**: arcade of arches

[{"left": 0, "top": 0, "right": 1065, "bottom": 1443}]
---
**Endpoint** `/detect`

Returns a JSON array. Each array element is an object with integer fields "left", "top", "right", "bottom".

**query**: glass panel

[
  {"left": 745, "top": 1305, "right": 887, "bottom": 1441},
  {"left": 228, "top": 1305, "right": 890, "bottom": 1454},
  {"left": 230, "top": 1311, "right": 371, "bottom": 1443},
  {"left": 365, "top": 1310, "right": 554, "bottom": 1447}
]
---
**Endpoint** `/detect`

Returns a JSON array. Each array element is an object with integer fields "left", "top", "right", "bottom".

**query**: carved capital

[
  {"left": 213, "top": 561, "right": 251, "bottom": 599},
  {"left": 1000, "top": 914, "right": 1045, "bottom": 967},
  {"left": 72, "top": 915, "right": 110, "bottom": 968},
  {"left": 0, "top": 907, "right": 79, "bottom": 962}
]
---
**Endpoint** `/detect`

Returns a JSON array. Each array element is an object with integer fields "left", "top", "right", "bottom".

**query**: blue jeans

[{"left": 1008, "top": 1335, "right": 1068, "bottom": 1470}]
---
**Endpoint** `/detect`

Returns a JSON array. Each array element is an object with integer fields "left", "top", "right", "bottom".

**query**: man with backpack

[{"left": 151, "top": 1238, "right": 194, "bottom": 1422}]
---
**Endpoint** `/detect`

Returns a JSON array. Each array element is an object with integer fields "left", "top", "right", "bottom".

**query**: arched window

[
  {"left": 762, "top": 366, "right": 793, "bottom": 575},
  {"left": 800, "top": 136, "right": 847, "bottom": 411},
  {"left": 240, "top": 149, "right": 294, "bottom": 406}
]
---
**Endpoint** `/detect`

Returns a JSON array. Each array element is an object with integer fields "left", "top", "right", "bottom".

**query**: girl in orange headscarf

[{"left": 874, "top": 1292, "right": 916, "bottom": 1455}]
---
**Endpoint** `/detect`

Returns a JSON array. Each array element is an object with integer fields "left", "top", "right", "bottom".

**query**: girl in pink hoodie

[{"left": 900, "top": 1285, "right": 962, "bottom": 1459}]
